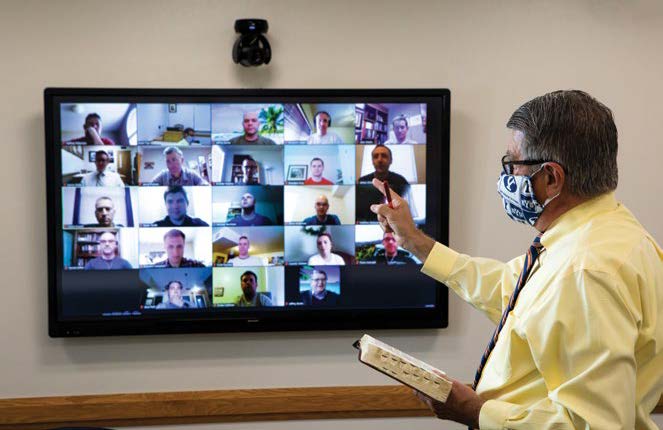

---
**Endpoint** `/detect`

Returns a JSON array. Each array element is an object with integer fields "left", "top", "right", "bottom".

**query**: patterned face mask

[{"left": 496, "top": 166, "right": 558, "bottom": 226}]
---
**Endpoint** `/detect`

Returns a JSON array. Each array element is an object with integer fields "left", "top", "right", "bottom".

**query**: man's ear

[{"left": 544, "top": 162, "right": 565, "bottom": 195}]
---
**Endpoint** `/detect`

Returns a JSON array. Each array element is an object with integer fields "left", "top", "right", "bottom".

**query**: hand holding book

[{"left": 354, "top": 334, "right": 484, "bottom": 429}]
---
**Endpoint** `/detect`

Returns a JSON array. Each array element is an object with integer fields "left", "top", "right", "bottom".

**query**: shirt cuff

[
  {"left": 479, "top": 399, "right": 518, "bottom": 430},
  {"left": 421, "top": 242, "right": 459, "bottom": 282}
]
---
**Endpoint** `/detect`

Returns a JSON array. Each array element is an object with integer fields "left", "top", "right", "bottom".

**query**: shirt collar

[
  {"left": 241, "top": 294, "right": 257, "bottom": 306},
  {"left": 176, "top": 168, "right": 189, "bottom": 178},
  {"left": 540, "top": 192, "right": 618, "bottom": 249},
  {"left": 313, "top": 289, "right": 328, "bottom": 300}
]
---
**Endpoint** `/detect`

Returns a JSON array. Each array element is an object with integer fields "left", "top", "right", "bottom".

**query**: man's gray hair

[
  {"left": 163, "top": 146, "right": 183, "bottom": 157},
  {"left": 506, "top": 90, "right": 618, "bottom": 198}
]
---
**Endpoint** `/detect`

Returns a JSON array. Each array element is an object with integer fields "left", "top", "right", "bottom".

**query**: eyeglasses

[{"left": 501, "top": 154, "right": 549, "bottom": 175}]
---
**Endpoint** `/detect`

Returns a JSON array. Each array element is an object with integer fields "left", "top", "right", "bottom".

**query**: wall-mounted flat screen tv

[{"left": 45, "top": 88, "right": 450, "bottom": 337}]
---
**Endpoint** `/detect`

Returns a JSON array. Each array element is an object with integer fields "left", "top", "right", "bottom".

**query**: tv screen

[{"left": 45, "top": 88, "right": 450, "bottom": 337}]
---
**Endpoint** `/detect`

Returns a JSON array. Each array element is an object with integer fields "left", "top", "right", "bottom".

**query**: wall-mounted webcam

[{"left": 232, "top": 19, "right": 271, "bottom": 67}]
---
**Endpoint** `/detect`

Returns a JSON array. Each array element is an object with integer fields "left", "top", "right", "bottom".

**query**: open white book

[{"left": 353, "top": 334, "right": 452, "bottom": 403}]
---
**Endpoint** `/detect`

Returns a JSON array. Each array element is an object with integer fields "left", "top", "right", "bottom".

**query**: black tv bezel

[{"left": 45, "top": 88, "right": 450, "bottom": 337}]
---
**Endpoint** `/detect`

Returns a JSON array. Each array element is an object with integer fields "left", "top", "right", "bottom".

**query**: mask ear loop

[{"left": 531, "top": 163, "right": 561, "bottom": 207}]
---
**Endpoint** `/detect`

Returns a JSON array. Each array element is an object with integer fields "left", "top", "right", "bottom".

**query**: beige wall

[{"left": 1, "top": 1, "right": 661, "bottom": 429}]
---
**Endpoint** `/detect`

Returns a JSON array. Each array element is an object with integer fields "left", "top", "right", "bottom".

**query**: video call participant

[
  {"left": 151, "top": 146, "right": 209, "bottom": 186},
  {"left": 228, "top": 236, "right": 265, "bottom": 266},
  {"left": 227, "top": 192, "right": 274, "bottom": 226},
  {"left": 84, "top": 196, "right": 123, "bottom": 227},
  {"left": 65, "top": 113, "right": 115, "bottom": 146},
  {"left": 356, "top": 145, "right": 410, "bottom": 221},
  {"left": 303, "top": 195, "right": 341, "bottom": 225},
  {"left": 303, "top": 158, "right": 333, "bottom": 185},
  {"left": 307, "top": 111, "right": 343, "bottom": 144},
  {"left": 156, "top": 281, "right": 192, "bottom": 309},
  {"left": 359, "top": 145, "right": 410, "bottom": 193},
  {"left": 384, "top": 115, "right": 417, "bottom": 144},
  {"left": 153, "top": 186, "right": 209, "bottom": 227},
  {"left": 84, "top": 231, "right": 132, "bottom": 270},
  {"left": 300, "top": 269, "right": 339, "bottom": 306},
  {"left": 229, "top": 111, "right": 276, "bottom": 145},
  {"left": 240, "top": 157, "right": 260, "bottom": 184},
  {"left": 235, "top": 270, "right": 273, "bottom": 307},
  {"left": 374, "top": 232, "right": 417, "bottom": 265},
  {"left": 308, "top": 232, "right": 345, "bottom": 266},
  {"left": 152, "top": 229, "right": 205, "bottom": 268},
  {"left": 80, "top": 150, "right": 125, "bottom": 187},
  {"left": 183, "top": 128, "right": 196, "bottom": 144}
]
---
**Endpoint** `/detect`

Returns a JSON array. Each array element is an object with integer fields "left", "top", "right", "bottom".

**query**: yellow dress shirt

[{"left": 422, "top": 192, "right": 663, "bottom": 429}]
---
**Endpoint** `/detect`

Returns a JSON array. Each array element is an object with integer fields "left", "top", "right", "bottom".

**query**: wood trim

[{"left": 0, "top": 386, "right": 661, "bottom": 429}]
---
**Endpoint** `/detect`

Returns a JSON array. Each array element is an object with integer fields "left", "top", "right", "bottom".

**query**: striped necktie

[{"left": 471, "top": 233, "right": 544, "bottom": 392}]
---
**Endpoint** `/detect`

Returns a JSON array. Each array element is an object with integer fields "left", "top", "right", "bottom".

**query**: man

[
  {"left": 153, "top": 186, "right": 208, "bottom": 227},
  {"left": 240, "top": 157, "right": 260, "bottom": 184},
  {"left": 84, "top": 196, "right": 123, "bottom": 227},
  {"left": 307, "top": 111, "right": 343, "bottom": 144},
  {"left": 84, "top": 231, "right": 132, "bottom": 270},
  {"left": 302, "top": 195, "right": 341, "bottom": 225},
  {"left": 300, "top": 269, "right": 339, "bottom": 306},
  {"left": 235, "top": 270, "right": 272, "bottom": 307},
  {"left": 151, "top": 146, "right": 208, "bottom": 186},
  {"left": 229, "top": 111, "right": 276, "bottom": 145},
  {"left": 228, "top": 236, "right": 265, "bottom": 266},
  {"left": 308, "top": 232, "right": 345, "bottom": 266},
  {"left": 152, "top": 229, "right": 205, "bottom": 268},
  {"left": 359, "top": 145, "right": 410, "bottom": 192},
  {"left": 156, "top": 281, "right": 192, "bottom": 309},
  {"left": 384, "top": 115, "right": 417, "bottom": 144},
  {"left": 356, "top": 145, "right": 410, "bottom": 222},
  {"left": 227, "top": 192, "right": 274, "bottom": 226},
  {"left": 373, "top": 232, "right": 417, "bottom": 265},
  {"left": 303, "top": 157, "right": 333, "bottom": 185},
  {"left": 65, "top": 113, "right": 115, "bottom": 145},
  {"left": 80, "top": 150, "right": 125, "bottom": 187},
  {"left": 183, "top": 127, "right": 196, "bottom": 144},
  {"left": 370, "top": 90, "right": 663, "bottom": 429}
]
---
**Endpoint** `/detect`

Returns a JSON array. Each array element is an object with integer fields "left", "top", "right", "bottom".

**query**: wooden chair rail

[{"left": 0, "top": 385, "right": 661, "bottom": 430}]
